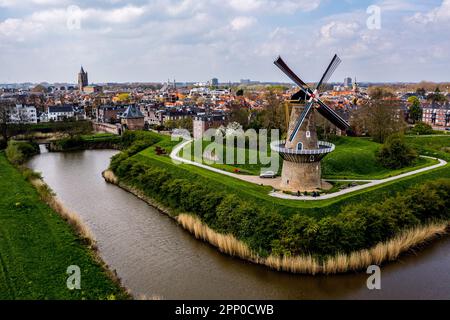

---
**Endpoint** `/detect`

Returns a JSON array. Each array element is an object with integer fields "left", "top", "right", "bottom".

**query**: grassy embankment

[
  {"left": 0, "top": 149, "right": 128, "bottom": 299},
  {"left": 105, "top": 131, "right": 449, "bottom": 273},
  {"left": 180, "top": 136, "right": 438, "bottom": 180}
]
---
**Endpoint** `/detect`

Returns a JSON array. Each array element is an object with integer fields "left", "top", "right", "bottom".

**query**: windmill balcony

[{"left": 270, "top": 140, "right": 335, "bottom": 163}]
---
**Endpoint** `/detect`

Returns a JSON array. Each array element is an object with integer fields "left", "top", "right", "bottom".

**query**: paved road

[{"left": 171, "top": 140, "right": 447, "bottom": 201}]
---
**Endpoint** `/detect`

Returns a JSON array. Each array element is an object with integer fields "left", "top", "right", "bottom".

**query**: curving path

[{"left": 170, "top": 139, "right": 447, "bottom": 201}]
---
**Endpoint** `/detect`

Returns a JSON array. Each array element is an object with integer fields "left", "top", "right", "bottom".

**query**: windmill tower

[{"left": 271, "top": 55, "right": 350, "bottom": 191}]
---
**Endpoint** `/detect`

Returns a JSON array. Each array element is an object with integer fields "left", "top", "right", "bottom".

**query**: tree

[
  {"left": 164, "top": 117, "right": 193, "bottom": 131},
  {"left": 261, "top": 90, "right": 285, "bottom": 131},
  {"left": 228, "top": 100, "right": 250, "bottom": 128},
  {"left": 352, "top": 88, "right": 406, "bottom": 142},
  {"left": 376, "top": 134, "right": 417, "bottom": 169},
  {"left": 0, "top": 100, "right": 14, "bottom": 147},
  {"left": 427, "top": 87, "right": 447, "bottom": 103},
  {"left": 415, "top": 87, "right": 426, "bottom": 98},
  {"left": 407, "top": 96, "right": 422, "bottom": 124}
]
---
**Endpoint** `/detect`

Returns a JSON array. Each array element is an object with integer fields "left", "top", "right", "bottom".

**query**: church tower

[{"left": 78, "top": 66, "right": 88, "bottom": 91}]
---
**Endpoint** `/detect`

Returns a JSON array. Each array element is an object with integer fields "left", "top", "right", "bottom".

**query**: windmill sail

[
  {"left": 316, "top": 54, "right": 341, "bottom": 91},
  {"left": 274, "top": 56, "right": 312, "bottom": 94},
  {"left": 274, "top": 54, "right": 350, "bottom": 140},
  {"left": 289, "top": 101, "right": 313, "bottom": 142},
  {"left": 315, "top": 99, "right": 349, "bottom": 131}
]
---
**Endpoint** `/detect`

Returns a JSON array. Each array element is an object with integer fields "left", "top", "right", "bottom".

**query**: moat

[{"left": 28, "top": 148, "right": 450, "bottom": 299}]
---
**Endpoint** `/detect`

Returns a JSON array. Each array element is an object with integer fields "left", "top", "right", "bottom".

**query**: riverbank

[
  {"left": 0, "top": 152, "right": 129, "bottom": 299},
  {"left": 103, "top": 168, "right": 449, "bottom": 274}
]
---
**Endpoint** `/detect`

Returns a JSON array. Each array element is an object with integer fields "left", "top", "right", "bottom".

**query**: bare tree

[
  {"left": 0, "top": 100, "right": 13, "bottom": 144},
  {"left": 351, "top": 88, "right": 406, "bottom": 142}
]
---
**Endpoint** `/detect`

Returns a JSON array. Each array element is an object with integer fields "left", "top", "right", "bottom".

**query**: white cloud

[
  {"left": 228, "top": 0, "right": 321, "bottom": 14},
  {"left": 408, "top": 0, "right": 450, "bottom": 24},
  {"left": 229, "top": 0, "right": 263, "bottom": 12},
  {"left": 319, "top": 21, "right": 360, "bottom": 44},
  {"left": 0, "top": 0, "right": 448, "bottom": 83},
  {"left": 230, "top": 16, "right": 256, "bottom": 30},
  {"left": 0, "top": 0, "right": 66, "bottom": 7}
]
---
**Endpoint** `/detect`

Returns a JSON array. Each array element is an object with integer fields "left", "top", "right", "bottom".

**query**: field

[
  {"left": 180, "top": 136, "right": 438, "bottom": 180},
  {"left": 0, "top": 153, "right": 127, "bottom": 299}
]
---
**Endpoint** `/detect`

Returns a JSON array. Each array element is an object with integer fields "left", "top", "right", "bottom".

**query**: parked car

[{"left": 260, "top": 171, "right": 276, "bottom": 178}]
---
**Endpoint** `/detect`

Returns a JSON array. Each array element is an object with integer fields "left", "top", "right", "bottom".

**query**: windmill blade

[
  {"left": 289, "top": 101, "right": 314, "bottom": 142},
  {"left": 315, "top": 99, "right": 349, "bottom": 131},
  {"left": 274, "top": 56, "right": 313, "bottom": 95},
  {"left": 316, "top": 54, "right": 341, "bottom": 91}
]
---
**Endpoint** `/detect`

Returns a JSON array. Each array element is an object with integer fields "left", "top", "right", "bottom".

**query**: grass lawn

[
  {"left": 136, "top": 134, "right": 450, "bottom": 217},
  {"left": 0, "top": 153, "right": 127, "bottom": 300},
  {"left": 321, "top": 136, "right": 437, "bottom": 179},
  {"left": 180, "top": 136, "right": 439, "bottom": 180}
]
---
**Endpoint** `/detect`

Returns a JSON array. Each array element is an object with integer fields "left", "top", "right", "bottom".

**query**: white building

[
  {"left": 9, "top": 104, "right": 37, "bottom": 124},
  {"left": 48, "top": 105, "right": 75, "bottom": 121}
]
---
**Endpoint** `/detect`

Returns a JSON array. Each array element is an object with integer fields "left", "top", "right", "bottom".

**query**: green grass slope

[{"left": 0, "top": 153, "right": 127, "bottom": 300}]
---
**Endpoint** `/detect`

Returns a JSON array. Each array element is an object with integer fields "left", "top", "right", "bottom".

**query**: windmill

[{"left": 270, "top": 55, "right": 350, "bottom": 192}]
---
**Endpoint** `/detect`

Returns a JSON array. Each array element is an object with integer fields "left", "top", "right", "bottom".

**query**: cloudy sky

[{"left": 0, "top": 0, "right": 449, "bottom": 83}]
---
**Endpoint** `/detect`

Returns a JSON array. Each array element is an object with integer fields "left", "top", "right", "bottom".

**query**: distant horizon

[{"left": 1, "top": 79, "right": 450, "bottom": 87}]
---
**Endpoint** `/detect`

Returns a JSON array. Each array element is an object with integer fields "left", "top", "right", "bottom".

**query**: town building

[
  {"left": 422, "top": 102, "right": 450, "bottom": 127},
  {"left": 193, "top": 113, "right": 226, "bottom": 139},
  {"left": 121, "top": 105, "right": 145, "bottom": 130},
  {"left": 9, "top": 104, "right": 38, "bottom": 124},
  {"left": 78, "top": 66, "right": 88, "bottom": 91},
  {"left": 96, "top": 105, "right": 127, "bottom": 124},
  {"left": 83, "top": 85, "right": 102, "bottom": 94},
  {"left": 210, "top": 78, "right": 219, "bottom": 86},
  {"left": 344, "top": 77, "right": 352, "bottom": 88},
  {"left": 48, "top": 105, "right": 75, "bottom": 121}
]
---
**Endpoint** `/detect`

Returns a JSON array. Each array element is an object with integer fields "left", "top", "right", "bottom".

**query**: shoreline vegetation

[
  {"left": 103, "top": 169, "right": 449, "bottom": 274},
  {"left": 3, "top": 130, "right": 447, "bottom": 297},
  {"left": 102, "top": 131, "right": 449, "bottom": 274},
  {"left": 0, "top": 145, "right": 129, "bottom": 299}
]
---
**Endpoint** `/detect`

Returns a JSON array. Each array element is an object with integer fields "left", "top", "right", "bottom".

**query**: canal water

[{"left": 28, "top": 149, "right": 450, "bottom": 299}]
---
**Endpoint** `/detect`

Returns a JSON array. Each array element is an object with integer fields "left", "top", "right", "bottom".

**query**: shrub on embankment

[
  {"left": 50, "top": 130, "right": 161, "bottom": 152},
  {"left": 110, "top": 137, "right": 450, "bottom": 258},
  {"left": 5, "top": 140, "right": 40, "bottom": 164}
]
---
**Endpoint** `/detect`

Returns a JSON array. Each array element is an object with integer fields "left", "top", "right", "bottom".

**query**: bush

[
  {"left": 120, "top": 131, "right": 161, "bottom": 150},
  {"left": 376, "top": 134, "right": 417, "bottom": 169},
  {"left": 55, "top": 136, "right": 84, "bottom": 150},
  {"left": 410, "top": 122, "right": 433, "bottom": 135},
  {"left": 5, "top": 140, "right": 40, "bottom": 164}
]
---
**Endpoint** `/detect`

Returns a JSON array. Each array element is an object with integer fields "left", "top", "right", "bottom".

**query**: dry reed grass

[
  {"left": 103, "top": 169, "right": 118, "bottom": 184},
  {"left": 176, "top": 214, "right": 448, "bottom": 275},
  {"left": 177, "top": 214, "right": 253, "bottom": 259},
  {"left": 30, "top": 178, "right": 96, "bottom": 248}
]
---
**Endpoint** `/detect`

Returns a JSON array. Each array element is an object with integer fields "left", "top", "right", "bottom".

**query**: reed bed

[
  {"left": 176, "top": 213, "right": 448, "bottom": 275},
  {"left": 30, "top": 178, "right": 96, "bottom": 247},
  {"left": 103, "top": 169, "right": 118, "bottom": 184},
  {"left": 177, "top": 214, "right": 253, "bottom": 259}
]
